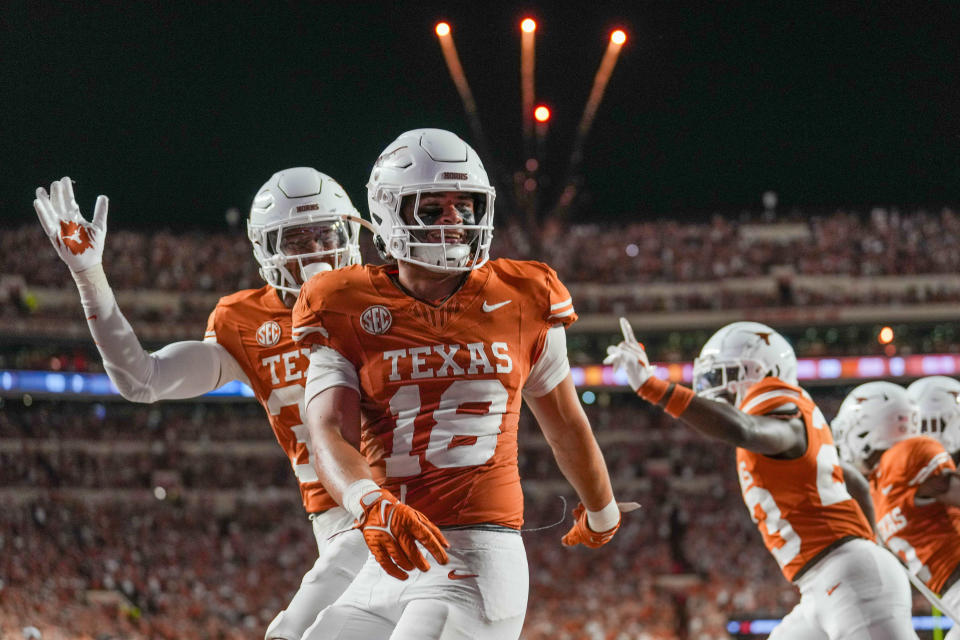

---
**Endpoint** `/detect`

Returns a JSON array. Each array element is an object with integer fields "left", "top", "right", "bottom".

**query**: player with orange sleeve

[
  {"left": 292, "top": 129, "right": 622, "bottom": 640},
  {"left": 605, "top": 320, "right": 917, "bottom": 639},
  {"left": 33, "top": 169, "right": 373, "bottom": 640},
  {"left": 834, "top": 381, "right": 960, "bottom": 636}
]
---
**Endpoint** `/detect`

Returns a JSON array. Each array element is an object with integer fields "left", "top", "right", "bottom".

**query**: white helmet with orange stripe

[
  {"left": 906, "top": 376, "right": 960, "bottom": 454},
  {"left": 692, "top": 321, "right": 798, "bottom": 406},
  {"left": 832, "top": 381, "right": 919, "bottom": 471}
]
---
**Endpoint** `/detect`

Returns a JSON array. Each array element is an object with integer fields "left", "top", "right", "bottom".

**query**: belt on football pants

[{"left": 792, "top": 535, "right": 861, "bottom": 583}]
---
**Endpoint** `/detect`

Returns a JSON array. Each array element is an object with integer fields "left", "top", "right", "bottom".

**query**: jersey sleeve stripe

[
  {"left": 291, "top": 326, "right": 330, "bottom": 342},
  {"left": 908, "top": 451, "right": 953, "bottom": 486},
  {"left": 550, "top": 298, "right": 572, "bottom": 310},
  {"left": 740, "top": 388, "right": 800, "bottom": 414},
  {"left": 548, "top": 308, "right": 575, "bottom": 319}
]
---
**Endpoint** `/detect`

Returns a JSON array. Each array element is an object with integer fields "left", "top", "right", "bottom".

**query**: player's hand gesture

[
  {"left": 603, "top": 317, "right": 653, "bottom": 393},
  {"left": 561, "top": 502, "right": 621, "bottom": 548},
  {"left": 357, "top": 488, "right": 449, "bottom": 580},
  {"left": 34, "top": 177, "right": 109, "bottom": 274}
]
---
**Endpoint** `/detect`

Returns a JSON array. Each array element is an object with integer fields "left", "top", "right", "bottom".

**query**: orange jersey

[
  {"left": 870, "top": 436, "right": 960, "bottom": 593},
  {"left": 737, "top": 378, "right": 875, "bottom": 581},
  {"left": 291, "top": 259, "right": 577, "bottom": 529},
  {"left": 204, "top": 285, "right": 337, "bottom": 513}
]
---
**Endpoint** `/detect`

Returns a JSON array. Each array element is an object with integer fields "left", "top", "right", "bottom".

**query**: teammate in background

[
  {"left": 908, "top": 376, "right": 960, "bottom": 465},
  {"left": 291, "top": 128, "right": 621, "bottom": 640},
  {"left": 833, "top": 381, "right": 960, "bottom": 638},
  {"left": 33, "top": 171, "right": 371, "bottom": 640},
  {"left": 605, "top": 320, "right": 918, "bottom": 639}
]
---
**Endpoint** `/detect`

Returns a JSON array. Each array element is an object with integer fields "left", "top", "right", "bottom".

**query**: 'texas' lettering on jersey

[
  {"left": 261, "top": 348, "right": 311, "bottom": 385},
  {"left": 877, "top": 506, "right": 908, "bottom": 541},
  {"left": 382, "top": 342, "right": 513, "bottom": 382}
]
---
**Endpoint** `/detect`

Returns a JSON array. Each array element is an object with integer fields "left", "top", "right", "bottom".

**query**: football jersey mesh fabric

[
  {"left": 870, "top": 436, "right": 960, "bottom": 593},
  {"left": 205, "top": 285, "right": 342, "bottom": 513},
  {"left": 292, "top": 260, "right": 577, "bottom": 530},
  {"left": 737, "top": 378, "right": 875, "bottom": 581}
]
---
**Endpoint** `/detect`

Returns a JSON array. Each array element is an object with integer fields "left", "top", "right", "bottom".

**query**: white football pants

[
  {"left": 266, "top": 508, "right": 368, "bottom": 640},
  {"left": 769, "top": 538, "right": 918, "bottom": 640},
  {"left": 942, "top": 580, "right": 960, "bottom": 640},
  {"left": 300, "top": 528, "right": 528, "bottom": 640}
]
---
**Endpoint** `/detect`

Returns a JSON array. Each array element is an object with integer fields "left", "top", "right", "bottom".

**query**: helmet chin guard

[
  {"left": 366, "top": 129, "right": 495, "bottom": 273},
  {"left": 247, "top": 167, "right": 361, "bottom": 294}
]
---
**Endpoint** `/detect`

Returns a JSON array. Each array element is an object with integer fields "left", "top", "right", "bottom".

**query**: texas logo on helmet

[{"left": 59, "top": 220, "right": 94, "bottom": 255}]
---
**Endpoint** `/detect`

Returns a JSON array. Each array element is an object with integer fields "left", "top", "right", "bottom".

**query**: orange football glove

[
  {"left": 357, "top": 489, "right": 449, "bottom": 580},
  {"left": 561, "top": 502, "right": 621, "bottom": 548}
]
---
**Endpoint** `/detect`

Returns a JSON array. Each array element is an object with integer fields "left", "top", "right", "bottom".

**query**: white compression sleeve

[{"left": 72, "top": 264, "right": 246, "bottom": 402}]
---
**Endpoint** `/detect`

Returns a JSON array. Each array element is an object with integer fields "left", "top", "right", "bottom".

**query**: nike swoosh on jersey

[
  {"left": 448, "top": 569, "right": 479, "bottom": 580},
  {"left": 482, "top": 300, "right": 512, "bottom": 312},
  {"left": 881, "top": 484, "right": 893, "bottom": 495}
]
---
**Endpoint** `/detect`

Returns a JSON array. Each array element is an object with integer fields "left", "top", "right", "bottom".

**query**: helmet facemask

[
  {"left": 692, "top": 355, "right": 769, "bottom": 406},
  {"left": 250, "top": 215, "right": 360, "bottom": 295},
  {"left": 394, "top": 190, "right": 493, "bottom": 272}
]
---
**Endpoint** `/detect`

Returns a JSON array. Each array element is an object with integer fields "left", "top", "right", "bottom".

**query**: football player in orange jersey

[
  {"left": 291, "top": 129, "right": 622, "bottom": 640},
  {"left": 834, "top": 381, "right": 960, "bottom": 636},
  {"left": 606, "top": 320, "right": 918, "bottom": 639},
  {"left": 33, "top": 170, "right": 373, "bottom": 640}
]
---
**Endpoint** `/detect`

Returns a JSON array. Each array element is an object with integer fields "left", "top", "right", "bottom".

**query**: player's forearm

[
  {"left": 73, "top": 265, "right": 226, "bottom": 402},
  {"left": 674, "top": 394, "right": 795, "bottom": 455},
  {"left": 550, "top": 430, "right": 614, "bottom": 510}
]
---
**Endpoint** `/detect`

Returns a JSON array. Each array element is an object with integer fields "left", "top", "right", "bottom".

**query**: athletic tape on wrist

[
  {"left": 664, "top": 384, "right": 695, "bottom": 418},
  {"left": 586, "top": 498, "right": 620, "bottom": 532},
  {"left": 341, "top": 478, "right": 381, "bottom": 522},
  {"left": 636, "top": 377, "right": 670, "bottom": 404}
]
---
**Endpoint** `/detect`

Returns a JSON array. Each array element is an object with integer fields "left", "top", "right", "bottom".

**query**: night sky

[{"left": 3, "top": 1, "right": 958, "bottom": 230}]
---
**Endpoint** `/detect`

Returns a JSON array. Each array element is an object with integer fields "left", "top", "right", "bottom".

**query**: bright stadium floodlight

[
  {"left": 521, "top": 18, "right": 537, "bottom": 33},
  {"left": 435, "top": 22, "right": 450, "bottom": 37},
  {"left": 611, "top": 29, "right": 627, "bottom": 45},
  {"left": 534, "top": 105, "right": 551, "bottom": 122}
]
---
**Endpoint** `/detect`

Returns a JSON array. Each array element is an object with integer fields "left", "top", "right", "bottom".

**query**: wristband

[
  {"left": 664, "top": 384, "right": 695, "bottom": 418},
  {"left": 341, "top": 478, "right": 381, "bottom": 521},
  {"left": 636, "top": 377, "right": 670, "bottom": 404},
  {"left": 586, "top": 498, "right": 620, "bottom": 532}
]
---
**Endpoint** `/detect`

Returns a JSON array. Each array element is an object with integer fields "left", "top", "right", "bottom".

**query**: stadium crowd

[{"left": 2, "top": 391, "right": 936, "bottom": 640}]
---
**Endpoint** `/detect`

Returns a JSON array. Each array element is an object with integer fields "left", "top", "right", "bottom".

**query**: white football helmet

[
  {"left": 906, "top": 376, "right": 960, "bottom": 454},
  {"left": 692, "top": 321, "right": 798, "bottom": 406},
  {"left": 248, "top": 167, "right": 361, "bottom": 294},
  {"left": 832, "top": 381, "right": 918, "bottom": 471},
  {"left": 366, "top": 128, "right": 495, "bottom": 272}
]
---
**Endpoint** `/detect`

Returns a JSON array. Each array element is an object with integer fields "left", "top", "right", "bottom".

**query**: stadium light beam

[
  {"left": 434, "top": 21, "right": 485, "bottom": 149},
  {"left": 521, "top": 17, "right": 537, "bottom": 156}
]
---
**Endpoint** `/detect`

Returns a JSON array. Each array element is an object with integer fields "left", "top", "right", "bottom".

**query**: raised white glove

[
  {"left": 33, "top": 176, "right": 109, "bottom": 274},
  {"left": 603, "top": 317, "right": 654, "bottom": 392}
]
